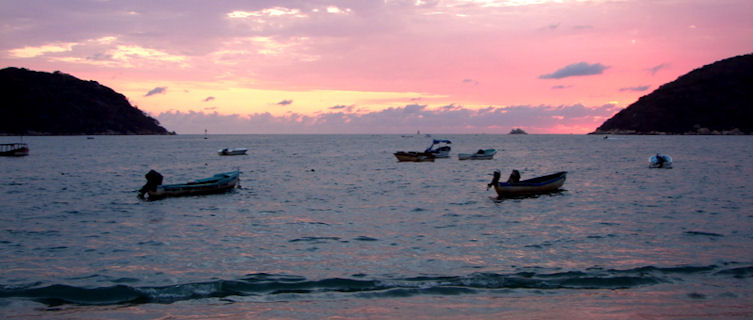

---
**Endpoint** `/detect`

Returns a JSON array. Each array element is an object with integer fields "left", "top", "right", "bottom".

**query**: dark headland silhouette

[
  {"left": 592, "top": 53, "right": 753, "bottom": 135},
  {"left": 0, "top": 67, "right": 172, "bottom": 135}
]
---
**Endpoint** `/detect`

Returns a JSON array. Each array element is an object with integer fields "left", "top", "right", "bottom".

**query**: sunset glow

[{"left": 1, "top": 0, "right": 751, "bottom": 134}]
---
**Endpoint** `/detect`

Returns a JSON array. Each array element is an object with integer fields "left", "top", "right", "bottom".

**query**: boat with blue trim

[
  {"left": 488, "top": 170, "right": 566, "bottom": 198},
  {"left": 459, "top": 148, "right": 496, "bottom": 160},
  {"left": 138, "top": 170, "right": 240, "bottom": 200},
  {"left": 425, "top": 139, "right": 452, "bottom": 158}
]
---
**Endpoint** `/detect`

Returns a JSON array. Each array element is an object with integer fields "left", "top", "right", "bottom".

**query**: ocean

[{"left": 1, "top": 134, "right": 752, "bottom": 319}]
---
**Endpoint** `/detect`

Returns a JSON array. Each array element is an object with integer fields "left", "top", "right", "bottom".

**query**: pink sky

[{"left": 1, "top": 0, "right": 751, "bottom": 134}]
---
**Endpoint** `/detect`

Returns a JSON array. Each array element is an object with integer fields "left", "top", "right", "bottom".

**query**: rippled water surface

[{"left": 1, "top": 134, "right": 752, "bottom": 319}]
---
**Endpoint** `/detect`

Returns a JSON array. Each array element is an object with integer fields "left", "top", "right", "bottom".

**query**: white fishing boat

[
  {"left": 0, "top": 143, "right": 29, "bottom": 156},
  {"left": 218, "top": 148, "right": 248, "bottom": 156},
  {"left": 458, "top": 149, "right": 496, "bottom": 160},
  {"left": 425, "top": 139, "right": 452, "bottom": 158}
]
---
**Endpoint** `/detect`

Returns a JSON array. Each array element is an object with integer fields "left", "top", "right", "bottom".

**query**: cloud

[
  {"left": 227, "top": 7, "right": 307, "bottom": 19},
  {"left": 551, "top": 85, "right": 573, "bottom": 90},
  {"left": 155, "top": 103, "right": 619, "bottom": 134},
  {"left": 277, "top": 99, "right": 293, "bottom": 106},
  {"left": 8, "top": 42, "right": 76, "bottom": 58},
  {"left": 145, "top": 87, "right": 167, "bottom": 97},
  {"left": 203, "top": 96, "right": 215, "bottom": 102},
  {"left": 539, "top": 62, "right": 609, "bottom": 79},
  {"left": 329, "top": 105, "right": 355, "bottom": 112},
  {"left": 619, "top": 85, "right": 650, "bottom": 92},
  {"left": 403, "top": 104, "right": 426, "bottom": 113},
  {"left": 462, "top": 78, "right": 479, "bottom": 85},
  {"left": 647, "top": 63, "right": 669, "bottom": 75}
]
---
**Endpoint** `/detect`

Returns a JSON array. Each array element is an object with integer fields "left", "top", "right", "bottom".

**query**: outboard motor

[
  {"left": 138, "top": 170, "right": 163, "bottom": 199},
  {"left": 487, "top": 169, "right": 501, "bottom": 190}
]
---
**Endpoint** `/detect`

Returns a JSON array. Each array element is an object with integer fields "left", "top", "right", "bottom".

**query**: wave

[{"left": 1, "top": 264, "right": 750, "bottom": 307}]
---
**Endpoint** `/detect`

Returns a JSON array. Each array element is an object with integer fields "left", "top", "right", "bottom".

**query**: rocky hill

[
  {"left": 0, "top": 67, "right": 172, "bottom": 135},
  {"left": 592, "top": 54, "right": 753, "bottom": 135}
]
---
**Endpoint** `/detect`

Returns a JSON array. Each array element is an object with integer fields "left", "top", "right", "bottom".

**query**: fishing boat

[
  {"left": 458, "top": 149, "right": 496, "bottom": 160},
  {"left": 393, "top": 151, "right": 435, "bottom": 162},
  {"left": 0, "top": 143, "right": 29, "bottom": 156},
  {"left": 425, "top": 139, "right": 452, "bottom": 158},
  {"left": 649, "top": 153, "right": 672, "bottom": 168},
  {"left": 488, "top": 170, "right": 566, "bottom": 198},
  {"left": 138, "top": 170, "right": 240, "bottom": 200},
  {"left": 218, "top": 147, "right": 248, "bottom": 156}
]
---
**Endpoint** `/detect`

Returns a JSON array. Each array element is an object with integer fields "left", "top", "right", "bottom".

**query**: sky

[{"left": 1, "top": 0, "right": 751, "bottom": 134}]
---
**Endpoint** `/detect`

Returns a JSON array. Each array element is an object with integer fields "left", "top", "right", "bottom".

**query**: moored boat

[
  {"left": 488, "top": 170, "right": 567, "bottom": 198},
  {"left": 138, "top": 170, "right": 240, "bottom": 200},
  {"left": 458, "top": 149, "right": 496, "bottom": 160},
  {"left": 218, "top": 147, "right": 248, "bottom": 156},
  {"left": 0, "top": 143, "right": 29, "bottom": 156},
  {"left": 425, "top": 139, "right": 452, "bottom": 158},
  {"left": 649, "top": 153, "right": 672, "bottom": 168},
  {"left": 394, "top": 151, "right": 435, "bottom": 162}
]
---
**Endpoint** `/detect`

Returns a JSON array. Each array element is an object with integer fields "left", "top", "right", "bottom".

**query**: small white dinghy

[
  {"left": 458, "top": 148, "right": 496, "bottom": 160},
  {"left": 218, "top": 148, "right": 248, "bottom": 156}
]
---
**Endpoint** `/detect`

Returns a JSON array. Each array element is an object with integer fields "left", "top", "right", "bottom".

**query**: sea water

[{"left": 1, "top": 134, "right": 752, "bottom": 319}]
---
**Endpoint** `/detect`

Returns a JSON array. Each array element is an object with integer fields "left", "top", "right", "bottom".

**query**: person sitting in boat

[
  {"left": 655, "top": 153, "right": 665, "bottom": 167},
  {"left": 507, "top": 169, "right": 521, "bottom": 183},
  {"left": 138, "top": 169, "right": 163, "bottom": 199},
  {"left": 487, "top": 169, "right": 521, "bottom": 190},
  {"left": 487, "top": 170, "right": 501, "bottom": 190},
  {"left": 477, "top": 149, "right": 485, "bottom": 154}
]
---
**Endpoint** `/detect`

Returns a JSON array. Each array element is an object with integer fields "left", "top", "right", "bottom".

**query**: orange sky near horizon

[{"left": 1, "top": 0, "right": 751, "bottom": 134}]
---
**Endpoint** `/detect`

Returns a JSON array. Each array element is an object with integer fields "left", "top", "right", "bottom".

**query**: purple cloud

[
  {"left": 145, "top": 87, "right": 167, "bottom": 97},
  {"left": 648, "top": 63, "right": 669, "bottom": 75},
  {"left": 329, "top": 105, "right": 355, "bottom": 112},
  {"left": 539, "top": 62, "right": 609, "bottom": 79},
  {"left": 155, "top": 103, "right": 619, "bottom": 134},
  {"left": 619, "top": 85, "right": 650, "bottom": 92},
  {"left": 203, "top": 96, "right": 215, "bottom": 102},
  {"left": 277, "top": 99, "right": 293, "bottom": 106}
]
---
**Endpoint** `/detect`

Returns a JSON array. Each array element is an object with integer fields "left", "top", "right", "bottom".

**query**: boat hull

[
  {"left": 218, "top": 148, "right": 248, "bottom": 156},
  {"left": 0, "top": 143, "right": 29, "bottom": 156},
  {"left": 394, "top": 151, "right": 435, "bottom": 162},
  {"left": 493, "top": 171, "right": 566, "bottom": 197},
  {"left": 144, "top": 171, "right": 239, "bottom": 200},
  {"left": 428, "top": 146, "right": 451, "bottom": 158},
  {"left": 459, "top": 149, "right": 496, "bottom": 160}
]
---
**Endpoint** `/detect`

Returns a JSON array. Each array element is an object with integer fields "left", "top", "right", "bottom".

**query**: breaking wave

[{"left": 2, "top": 263, "right": 749, "bottom": 307}]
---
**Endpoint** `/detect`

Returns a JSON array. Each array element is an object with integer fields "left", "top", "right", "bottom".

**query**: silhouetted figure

[
  {"left": 487, "top": 170, "right": 501, "bottom": 190},
  {"left": 138, "top": 170, "right": 163, "bottom": 199},
  {"left": 507, "top": 169, "right": 521, "bottom": 183},
  {"left": 655, "top": 153, "right": 666, "bottom": 168}
]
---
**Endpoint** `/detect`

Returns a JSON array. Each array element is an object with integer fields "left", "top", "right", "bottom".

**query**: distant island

[
  {"left": 509, "top": 128, "right": 527, "bottom": 134},
  {"left": 0, "top": 67, "right": 173, "bottom": 135},
  {"left": 592, "top": 53, "right": 753, "bottom": 135}
]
